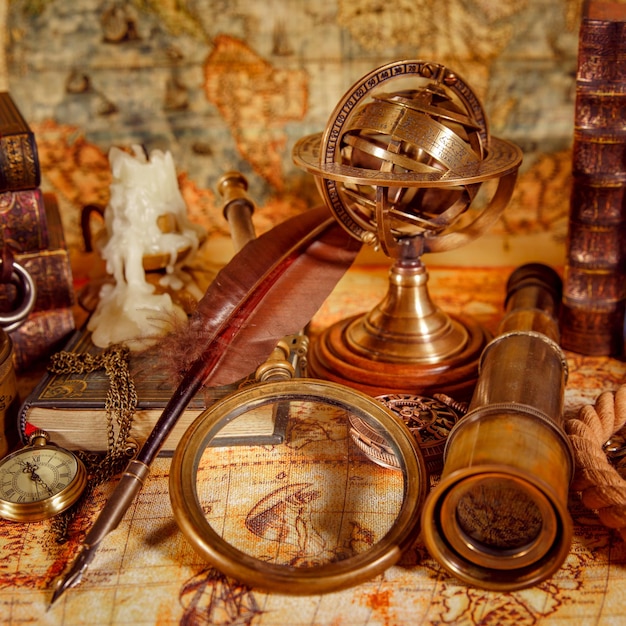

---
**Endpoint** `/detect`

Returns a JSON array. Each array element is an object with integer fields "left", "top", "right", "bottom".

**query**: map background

[
  {"left": 0, "top": 0, "right": 602, "bottom": 271},
  {"left": 2, "top": 265, "right": 626, "bottom": 625}
]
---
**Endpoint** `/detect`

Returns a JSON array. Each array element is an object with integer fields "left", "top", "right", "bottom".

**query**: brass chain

[{"left": 45, "top": 344, "right": 138, "bottom": 543}]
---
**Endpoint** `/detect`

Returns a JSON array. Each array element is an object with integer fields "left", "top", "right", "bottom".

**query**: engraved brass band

[
  {"left": 380, "top": 90, "right": 483, "bottom": 133},
  {"left": 342, "top": 133, "right": 442, "bottom": 176},
  {"left": 293, "top": 130, "right": 522, "bottom": 188},
  {"left": 345, "top": 100, "right": 482, "bottom": 170}
]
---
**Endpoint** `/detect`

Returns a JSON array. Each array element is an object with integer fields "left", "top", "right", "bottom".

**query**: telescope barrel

[{"left": 421, "top": 263, "right": 574, "bottom": 590}]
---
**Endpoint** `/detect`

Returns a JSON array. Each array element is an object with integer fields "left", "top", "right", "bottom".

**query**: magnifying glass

[{"left": 169, "top": 378, "right": 429, "bottom": 595}]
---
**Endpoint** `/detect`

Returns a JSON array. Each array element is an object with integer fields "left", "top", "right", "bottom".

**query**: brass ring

[{"left": 291, "top": 59, "right": 523, "bottom": 248}]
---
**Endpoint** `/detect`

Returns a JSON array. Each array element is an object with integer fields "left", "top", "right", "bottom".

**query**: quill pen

[
  {"left": 50, "top": 203, "right": 362, "bottom": 606},
  {"left": 177, "top": 203, "right": 361, "bottom": 386}
]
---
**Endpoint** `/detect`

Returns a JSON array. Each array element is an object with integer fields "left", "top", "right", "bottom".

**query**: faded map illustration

[
  {"left": 4, "top": 0, "right": 582, "bottom": 269},
  {"left": 196, "top": 400, "right": 404, "bottom": 567}
]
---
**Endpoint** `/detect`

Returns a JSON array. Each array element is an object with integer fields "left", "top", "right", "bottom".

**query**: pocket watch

[{"left": 0, "top": 429, "right": 88, "bottom": 522}]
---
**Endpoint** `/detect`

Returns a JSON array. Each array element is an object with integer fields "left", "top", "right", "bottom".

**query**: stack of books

[
  {"left": 0, "top": 92, "right": 75, "bottom": 370},
  {"left": 561, "top": 1, "right": 626, "bottom": 356}
]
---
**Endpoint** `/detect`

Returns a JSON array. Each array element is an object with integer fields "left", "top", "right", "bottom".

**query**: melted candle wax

[{"left": 88, "top": 145, "right": 203, "bottom": 350}]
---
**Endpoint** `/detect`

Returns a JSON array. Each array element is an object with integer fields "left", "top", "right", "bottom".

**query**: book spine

[
  {"left": 0, "top": 134, "right": 40, "bottom": 192},
  {"left": 42, "top": 193, "right": 67, "bottom": 251},
  {"left": 560, "top": 5, "right": 626, "bottom": 356},
  {"left": 0, "top": 92, "right": 40, "bottom": 192},
  {"left": 10, "top": 307, "right": 75, "bottom": 371},
  {"left": 0, "top": 188, "right": 50, "bottom": 253},
  {"left": 0, "top": 192, "right": 74, "bottom": 316}
]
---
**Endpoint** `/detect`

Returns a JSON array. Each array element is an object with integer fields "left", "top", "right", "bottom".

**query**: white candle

[{"left": 88, "top": 145, "right": 203, "bottom": 350}]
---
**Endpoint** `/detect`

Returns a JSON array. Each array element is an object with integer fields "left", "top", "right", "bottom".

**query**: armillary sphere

[{"left": 293, "top": 59, "right": 522, "bottom": 399}]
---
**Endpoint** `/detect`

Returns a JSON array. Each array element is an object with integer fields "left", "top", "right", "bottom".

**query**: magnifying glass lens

[
  {"left": 195, "top": 398, "right": 404, "bottom": 564},
  {"left": 170, "top": 380, "right": 427, "bottom": 594}
]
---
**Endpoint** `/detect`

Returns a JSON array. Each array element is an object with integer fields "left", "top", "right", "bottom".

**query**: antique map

[
  {"left": 2, "top": 265, "right": 626, "bottom": 625},
  {"left": 2, "top": 0, "right": 626, "bottom": 624},
  {"left": 1, "top": 0, "right": 585, "bottom": 271}
]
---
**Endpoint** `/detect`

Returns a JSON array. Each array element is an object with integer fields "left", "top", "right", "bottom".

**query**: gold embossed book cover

[
  {"left": 18, "top": 327, "right": 281, "bottom": 454},
  {"left": 0, "top": 92, "right": 40, "bottom": 193}
]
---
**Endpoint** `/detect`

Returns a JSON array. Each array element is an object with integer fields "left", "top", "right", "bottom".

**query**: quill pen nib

[
  {"left": 48, "top": 543, "right": 98, "bottom": 609},
  {"left": 48, "top": 459, "right": 151, "bottom": 608}
]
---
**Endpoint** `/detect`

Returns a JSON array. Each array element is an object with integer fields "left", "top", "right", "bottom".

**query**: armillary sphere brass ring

[
  {"left": 0, "top": 260, "right": 36, "bottom": 332},
  {"left": 292, "top": 59, "right": 523, "bottom": 252},
  {"left": 170, "top": 378, "right": 428, "bottom": 595}
]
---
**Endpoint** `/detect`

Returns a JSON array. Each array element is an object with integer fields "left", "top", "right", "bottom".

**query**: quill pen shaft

[{"left": 51, "top": 206, "right": 350, "bottom": 606}]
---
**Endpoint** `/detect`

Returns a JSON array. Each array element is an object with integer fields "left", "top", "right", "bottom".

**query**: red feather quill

[
  {"left": 49, "top": 206, "right": 361, "bottom": 605},
  {"left": 136, "top": 204, "right": 360, "bottom": 461},
  {"left": 170, "top": 204, "right": 361, "bottom": 387}
]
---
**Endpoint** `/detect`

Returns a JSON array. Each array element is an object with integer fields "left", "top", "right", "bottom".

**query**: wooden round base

[{"left": 308, "top": 313, "right": 490, "bottom": 401}]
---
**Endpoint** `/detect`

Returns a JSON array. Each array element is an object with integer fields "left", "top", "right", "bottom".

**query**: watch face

[{"left": 0, "top": 443, "right": 87, "bottom": 521}]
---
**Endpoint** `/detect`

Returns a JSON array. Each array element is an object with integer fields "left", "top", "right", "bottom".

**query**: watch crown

[{"left": 28, "top": 429, "right": 50, "bottom": 447}]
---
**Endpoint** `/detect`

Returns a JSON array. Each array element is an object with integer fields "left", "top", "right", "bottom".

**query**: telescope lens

[
  {"left": 454, "top": 478, "right": 543, "bottom": 552},
  {"left": 439, "top": 472, "right": 558, "bottom": 571}
]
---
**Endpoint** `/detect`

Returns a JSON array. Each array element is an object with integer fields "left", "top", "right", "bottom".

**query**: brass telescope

[{"left": 421, "top": 263, "right": 574, "bottom": 590}]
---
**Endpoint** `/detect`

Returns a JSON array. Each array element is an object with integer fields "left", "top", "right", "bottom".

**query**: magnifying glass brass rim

[{"left": 170, "top": 378, "right": 428, "bottom": 595}]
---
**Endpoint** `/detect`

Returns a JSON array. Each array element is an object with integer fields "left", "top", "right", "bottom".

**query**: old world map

[
  {"left": 1, "top": 265, "right": 626, "bottom": 625},
  {"left": 2, "top": 1, "right": 626, "bottom": 625},
  {"left": 3, "top": 0, "right": 584, "bottom": 268}
]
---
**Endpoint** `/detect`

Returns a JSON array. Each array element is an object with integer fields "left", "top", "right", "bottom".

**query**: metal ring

[{"left": 0, "top": 261, "right": 36, "bottom": 332}]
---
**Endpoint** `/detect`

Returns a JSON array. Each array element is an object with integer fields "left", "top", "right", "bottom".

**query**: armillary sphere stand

[{"left": 293, "top": 60, "right": 522, "bottom": 400}]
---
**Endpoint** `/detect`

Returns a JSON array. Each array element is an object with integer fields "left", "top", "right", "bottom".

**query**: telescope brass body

[{"left": 421, "top": 264, "right": 574, "bottom": 590}]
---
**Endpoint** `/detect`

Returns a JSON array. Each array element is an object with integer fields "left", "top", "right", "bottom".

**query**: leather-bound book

[
  {"left": 18, "top": 328, "right": 282, "bottom": 454},
  {"left": 0, "top": 193, "right": 74, "bottom": 314},
  {"left": 1, "top": 194, "right": 76, "bottom": 369},
  {"left": 0, "top": 92, "right": 40, "bottom": 192},
  {"left": 0, "top": 188, "right": 51, "bottom": 253},
  {"left": 561, "top": 1, "right": 626, "bottom": 356},
  {"left": 10, "top": 307, "right": 75, "bottom": 371}
]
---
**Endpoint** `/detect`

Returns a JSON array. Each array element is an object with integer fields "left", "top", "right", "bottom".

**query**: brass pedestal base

[
  {"left": 308, "top": 262, "right": 490, "bottom": 400},
  {"left": 308, "top": 313, "right": 488, "bottom": 400}
]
